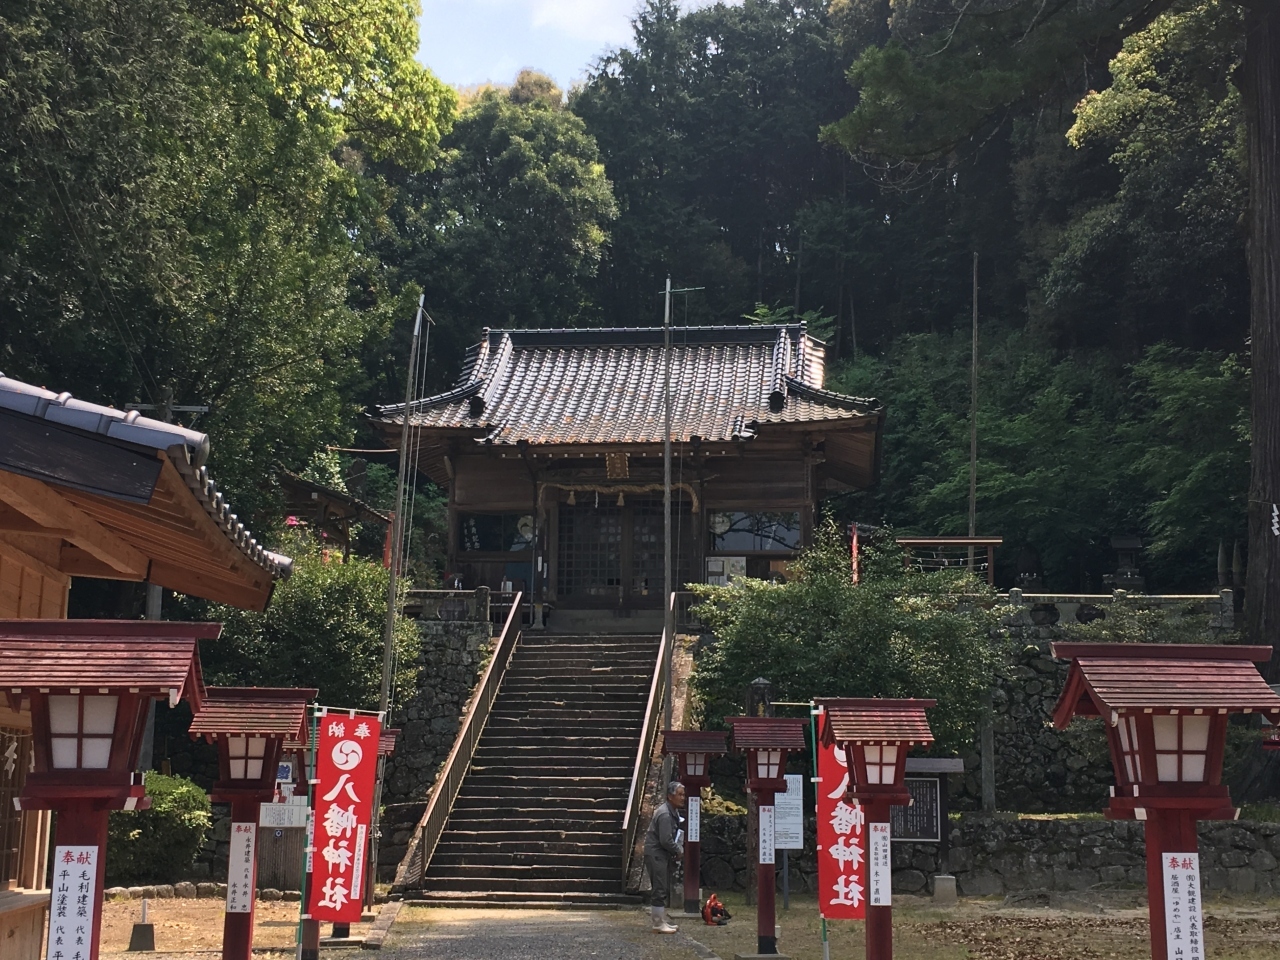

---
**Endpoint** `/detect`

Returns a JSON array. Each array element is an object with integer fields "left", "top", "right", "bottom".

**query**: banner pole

[{"left": 809, "top": 703, "right": 830, "bottom": 960}]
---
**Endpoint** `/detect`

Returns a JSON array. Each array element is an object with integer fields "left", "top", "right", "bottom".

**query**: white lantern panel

[
  {"left": 882, "top": 745, "right": 898, "bottom": 764},
  {"left": 248, "top": 737, "right": 267, "bottom": 758},
  {"left": 689, "top": 753, "right": 706, "bottom": 776},
  {"left": 1183, "top": 716, "right": 1211, "bottom": 753},
  {"left": 1127, "top": 718, "right": 1143, "bottom": 780},
  {"left": 1153, "top": 716, "right": 1179, "bottom": 752},
  {"left": 1183, "top": 754, "right": 1206, "bottom": 782},
  {"left": 865, "top": 745, "right": 881, "bottom": 764},
  {"left": 228, "top": 736, "right": 247, "bottom": 758},
  {"left": 867, "top": 764, "right": 881, "bottom": 785},
  {"left": 247, "top": 759, "right": 264, "bottom": 780},
  {"left": 81, "top": 738, "right": 112, "bottom": 769},
  {"left": 230, "top": 759, "right": 247, "bottom": 779},
  {"left": 881, "top": 764, "right": 896, "bottom": 784},
  {"left": 51, "top": 737, "right": 79, "bottom": 768},
  {"left": 82, "top": 696, "right": 118, "bottom": 735},
  {"left": 48, "top": 696, "right": 80, "bottom": 735},
  {"left": 1156, "top": 753, "right": 1179, "bottom": 782}
]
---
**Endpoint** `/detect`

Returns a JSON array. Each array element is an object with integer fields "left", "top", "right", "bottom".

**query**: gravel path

[{"left": 374, "top": 906, "right": 713, "bottom": 960}]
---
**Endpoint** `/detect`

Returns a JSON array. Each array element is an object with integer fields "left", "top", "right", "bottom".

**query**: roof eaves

[{"left": 786, "top": 378, "right": 881, "bottom": 413}]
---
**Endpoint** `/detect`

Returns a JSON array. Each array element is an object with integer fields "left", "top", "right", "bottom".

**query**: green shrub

[{"left": 106, "top": 773, "right": 211, "bottom": 885}]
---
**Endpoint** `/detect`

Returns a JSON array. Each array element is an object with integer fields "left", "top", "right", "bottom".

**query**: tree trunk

[{"left": 1243, "top": 4, "right": 1280, "bottom": 681}]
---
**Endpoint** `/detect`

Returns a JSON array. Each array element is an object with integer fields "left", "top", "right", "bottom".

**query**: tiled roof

[
  {"left": 726, "top": 716, "right": 809, "bottom": 751},
  {"left": 0, "top": 620, "right": 215, "bottom": 707},
  {"left": 0, "top": 373, "right": 291, "bottom": 582},
  {"left": 816, "top": 698, "right": 936, "bottom": 745},
  {"left": 1051, "top": 643, "right": 1280, "bottom": 727},
  {"left": 662, "top": 730, "right": 729, "bottom": 755},
  {"left": 375, "top": 325, "right": 881, "bottom": 446},
  {"left": 189, "top": 687, "right": 315, "bottom": 741}
]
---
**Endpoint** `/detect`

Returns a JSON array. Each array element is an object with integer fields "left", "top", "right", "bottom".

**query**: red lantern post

[
  {"left": 817, "top": 698, "right": 936, "bottom": 960},
  {"left": 661, "top": 730, "right": 728, "bottom": 914},
  {"left": 188, "top": 687, "right": 315, "bottom": 960},
  {"left": 1051, "top": 643, "right": 1280, "bottom": 960},
  {"left": 0, "top": 619, "right": 218, "bottom": 960},
  {"left": 727, "top": 717, "right": 807, "bottom": 957}
]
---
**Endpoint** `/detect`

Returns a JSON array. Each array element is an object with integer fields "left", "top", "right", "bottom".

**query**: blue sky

[{"left": 417, "top": 1, "right": 728, "bottom": 92}]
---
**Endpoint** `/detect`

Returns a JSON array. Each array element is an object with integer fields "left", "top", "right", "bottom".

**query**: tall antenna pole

[
  {"left": 662, "top": 277, "right": 674, "bottom": 747},
  {"left": 381, "top": 294, "right": 424, "bottom": 712},
  {"left": 969, "top": 253, "right": 979, "bottom": 565}
]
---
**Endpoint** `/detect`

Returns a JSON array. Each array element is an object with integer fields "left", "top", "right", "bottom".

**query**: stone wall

[
  {"left": 376, "top": 617, "right": 493, "bottom": 879},
  {"left": 697, "top": 814, "right": 1280, "bottom": 898},
  {"left": 951, "top": 590, "right": 1236, "bottom": 813},
  {"left": 382, "top": 618, "right": 493, "bottom": 805}
]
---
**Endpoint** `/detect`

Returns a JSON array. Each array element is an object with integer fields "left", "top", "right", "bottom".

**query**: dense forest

[{"left": 0, "top": 0, "right": 1259, "bottom": 596}]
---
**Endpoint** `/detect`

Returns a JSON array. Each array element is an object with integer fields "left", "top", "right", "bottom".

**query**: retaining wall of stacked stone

[
  {"left": 697, "top": 814, "right": 1280, "bottom": 898},
  {"left": 376, "top": 618, "right": 493, "bottom": 878}
]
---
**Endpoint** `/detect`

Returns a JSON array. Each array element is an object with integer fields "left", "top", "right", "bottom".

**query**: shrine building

[{"left": 374, "top": 324, "right": 884, "bottom": 627}]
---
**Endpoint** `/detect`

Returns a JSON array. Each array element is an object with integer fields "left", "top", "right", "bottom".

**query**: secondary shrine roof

[
  {"left": 374, "top": 325, "right": 882, "bottom": 447},
  {"left": 726, "top": 716, "right": 809, "bottom": 751},
  {"left": 816, "top": 698, "right": 937, "bottom": 746},
  {"left": 189, "top": 687, "right": 316, "bottom": 742},
  {"left": 0, "top": 373, "right": 291, "bottom": 610},
  {"left": 662, "top": 730, "right": 729, "bottom": 755},
  {"left": 0, "top": 620, "right": 215, "bottom": 707},
  {"left": 1050, "top": 643, "right": 1280, "bottom": 728}
]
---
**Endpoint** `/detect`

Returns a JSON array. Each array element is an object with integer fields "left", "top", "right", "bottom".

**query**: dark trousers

[{"left": 645, "top": 851, "right": 674, "bottom": 907}]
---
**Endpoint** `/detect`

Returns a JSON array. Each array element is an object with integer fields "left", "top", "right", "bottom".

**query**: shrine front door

[{"left": 555, "top": 500, "right": 693, "bottom": 608}]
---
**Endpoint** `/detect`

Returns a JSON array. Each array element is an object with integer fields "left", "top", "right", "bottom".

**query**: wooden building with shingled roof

[{"left": 373, "top": 324, "right": 883, "bottom": 625}]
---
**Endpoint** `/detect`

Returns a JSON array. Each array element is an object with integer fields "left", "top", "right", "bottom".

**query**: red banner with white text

[
  {"left": 815, "top": 711, "right": 866, "bottom": 920},
  {"left": 306, "top": 709, "right": 381, "bottom": 923}
]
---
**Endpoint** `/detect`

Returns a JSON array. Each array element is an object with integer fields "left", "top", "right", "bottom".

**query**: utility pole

[
  {"left": 662, "top": 278, "right": 674, "bottom": 764},
  {"left": 969, "top": 252, "right": 979, "bottom": 555},
  {"left": 126, "top": 389, "right": 209, "bottom": 620},
  {"left": 368, "top": 294, "right": 427, "bottom": 910}
]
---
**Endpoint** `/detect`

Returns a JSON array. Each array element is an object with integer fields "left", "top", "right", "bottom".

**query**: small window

[
  {"left": 459, "top": 513, "right": 534, "bottom": 552},
  {"left": 48, "top": 695, "right": 117, "bottom": 770},
  {"left": 709, "top": 512, "right": 801, "bottom": 552}
]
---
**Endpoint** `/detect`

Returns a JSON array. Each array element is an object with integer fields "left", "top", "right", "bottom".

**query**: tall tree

[{"left": 825, "top": 0, "right": 1280, "bottom": 673}]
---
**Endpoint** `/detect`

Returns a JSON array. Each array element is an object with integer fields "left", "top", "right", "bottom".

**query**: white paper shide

[
  {"left": 47, "top": 845, "right": 98, "bottom": 960},
  {"left": 1163, "top": 852, "right": 1204, "bottom": 960},
  {"left": 869, "top": 822, "right": 892, "bottom": 906}
]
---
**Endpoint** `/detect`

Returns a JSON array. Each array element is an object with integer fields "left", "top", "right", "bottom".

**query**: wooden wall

[
  {"left": 0, "top": 539, "right": 69, "bottom": 619},
  {"left": 452, "top": 457, "right": 534, "bottom": 511}
]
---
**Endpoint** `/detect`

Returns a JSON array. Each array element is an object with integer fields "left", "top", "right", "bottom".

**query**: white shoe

[{"left": 653, "top": 920, "right": 679, "bottom": 934}]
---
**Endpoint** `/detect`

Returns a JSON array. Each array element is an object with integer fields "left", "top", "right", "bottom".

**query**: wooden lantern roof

[
  {"left": 0, "top": 374, "right": 292, "bottom": 611},
  {"left": 816, "top": 698, "right": 937, "bottom": 746},
  {"left": 188, "top": 686, "right": 316, "bottom": 743},
  {"left": 662, "top": 730, "right": 729, "bottom": 755},
  {"left": 726, "top": 716, "right": 808, "bottom": 752},
  {"left": 1050, "top": 643, "right": 1280, "bottom": 729},
  {"left": 0, "top": 619, "right": 216, "bottom": 708}
]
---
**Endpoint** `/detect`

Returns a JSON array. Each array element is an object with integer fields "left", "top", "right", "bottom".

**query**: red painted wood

[
  {"left": 52, "top": 798, "right": 110, "bottom": 960},
  {"left": 726, "top": 717, "right": 807, "bottom": 751},
  {"left": 222, "top": 798, "right": 261, "bottom": 960}
]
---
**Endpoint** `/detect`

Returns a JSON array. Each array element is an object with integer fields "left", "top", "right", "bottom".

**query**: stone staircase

[{"left": 411, "top": 633, "right": 660, "bottom": 906}]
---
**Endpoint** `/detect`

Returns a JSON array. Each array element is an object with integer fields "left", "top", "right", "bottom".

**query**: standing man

[{"left": 644, "top": 781, "right": 686, "bottom": 933}]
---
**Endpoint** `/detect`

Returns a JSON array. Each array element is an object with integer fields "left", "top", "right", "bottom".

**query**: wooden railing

[
  {"left": 391, "top": 592, "right": 523, "bottom": 892},
  {"left": 620, "top": 592, "right": 674, "bottom": 884}
]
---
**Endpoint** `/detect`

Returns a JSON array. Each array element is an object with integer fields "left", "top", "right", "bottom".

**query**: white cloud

[{"left": 527, "top": 0, "right": 642, "bottom": 44}]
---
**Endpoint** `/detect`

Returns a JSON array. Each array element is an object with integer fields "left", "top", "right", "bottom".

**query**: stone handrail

[
  {"left": 621, "top": 592, "right": 673, "bottom": 884},
  {"left": 390, "top": 592, "right": 523, "bottom": 892}
]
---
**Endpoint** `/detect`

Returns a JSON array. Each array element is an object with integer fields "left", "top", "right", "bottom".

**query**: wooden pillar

[
  {"left": 755, "top": 790, "right": 777, "bottom": 955},
  {"left": 1142, "top": 809, "right": 1201, "bottom": 960},
  {"left": 683, "top": 793, "right": 701, "bottom": 914},
  {"left": 221, "top": 797, "right": 260, "bottom": 960},
  {"left": 49, "top": 799, "right": 110, "bottom": 960},
  {"left": 864, "top": 798, "right": 893, "bottom": 960}
]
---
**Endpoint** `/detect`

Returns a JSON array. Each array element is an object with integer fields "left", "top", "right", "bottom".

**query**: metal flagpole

[{"left": 662, "top": 278, "right": 674, "bottom": 782}]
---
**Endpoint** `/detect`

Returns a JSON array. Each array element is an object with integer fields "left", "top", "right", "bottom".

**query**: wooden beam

[
  {"left": 0, "top": 537, "right": 70, "bottom": 585},
  {"left": 0, "top": 504, "right": 74, "bottom": 538},
  {"left": 59, "top": 545, "right": 146, "bottom": 581},
  {"left": 0, "top": 470, "right": 149, "bottom": 578}
]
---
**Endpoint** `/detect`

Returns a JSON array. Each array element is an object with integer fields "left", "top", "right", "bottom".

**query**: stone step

[
  {"left": 418, "top": 875, "right": 623, "bottom": 893},
  {"left": 434, "top": 838, "right": 619, "bottom": 857},
  {"left": 404, "top": 891, "right": 642, "bottom": 908},
  {"left": 429, "top": 850, "right": 621, "bottom": 869}
]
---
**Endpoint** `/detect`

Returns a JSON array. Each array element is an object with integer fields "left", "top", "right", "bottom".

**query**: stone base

[
  {"left": 933, "top": 874, "right": 958, "bottom": 907},
  {"left": 127, "top": 923, "right": 156, "bottom": 952}
]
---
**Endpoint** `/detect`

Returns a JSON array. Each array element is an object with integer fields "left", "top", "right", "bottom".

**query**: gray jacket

[{"left": 644, "top": 800, "right": 683, "bottom": 861}]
